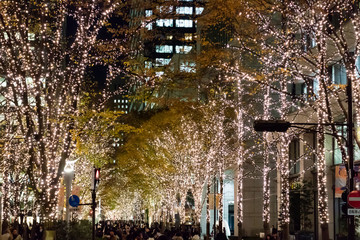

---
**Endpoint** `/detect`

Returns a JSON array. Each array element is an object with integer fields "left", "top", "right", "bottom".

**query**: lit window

[
  {"left": 145, "top": 61, "right": 152, "bottom": 69},
  {"left": 28, "top": 33, "right": 35, "bottom": 41},
  {"left": 146, "top": 23, "right": 153, "bottom": 30},
  {"left": 176, "top": 7, "right": 193, "bottom": 15},
  {"left": 176, "top": 45, "right": 192, "bottom": 54},
  {"left": 145, "top": 10, "right": 153, "bottom": 17},
  {"left": 289, "top": 139, "right": 300, "bottom": 175},
  {"left": 166, "top": 35, "right": 173, "bottom": 40},
  {"left": 156, "top": 71, "right": 164, "bottom": 77},
  {"left": 156, "top": 19, "right": 173, "bottom": 27},
  {"left": 184, "top": 33, "right": 192, "bottom": 41},
  {"left": 114, "top": 99, "right": 117, "bottom": 103},
  {"left": 313, "top": 78, "right": 319, "bottom": 96},
  {"left": 156, "top": 45, "right": 173, "bottom": 53},
  {"left": 180, "top": 61, "right": 196, "bottom": 72},
  {"left": 175, "top": 19, "right": 193, "bottom": 28},
  {"left": 195, "top": 7, "right": 204, "bottom": 15},
  {"left": 155, "top": 58, "right": 171, "bottom": 66},
  {"left": 157, "top": 6, "right": 173, "bottom": 13},
  {"left": 332, "top": 64, "right": 347, "bottom": 85}
]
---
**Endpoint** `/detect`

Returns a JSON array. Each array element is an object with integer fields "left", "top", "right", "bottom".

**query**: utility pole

[
  {"left": 92, "top": 168, "right": 100, "bottom": 240},
  {"left": 213, "top": 177, "right": 217, "bottom": 238},
  {"left": 347, "top": 75, "right": 355, "bottom": 240},
  {"left": 92, "top": 188, "right": 96, "bottom": 240}
]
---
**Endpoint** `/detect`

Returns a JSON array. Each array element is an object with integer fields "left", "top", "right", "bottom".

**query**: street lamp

[
  {"left": 254, "top": 117, "right": 355, "bottom": 240},
  {"left": 0, "top": 173, "right": 3, "bottom": 236}
]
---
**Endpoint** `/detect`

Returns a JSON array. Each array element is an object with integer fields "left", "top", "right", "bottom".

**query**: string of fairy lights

[
  {"left": 1, "top": 0, "right": 360, "bottom": 234},
  {"left": 109, "top": 3, "right": 359, "bottom": 237},
  {"left": 0, "top": 0, "right": 126, "bottom": 219}
]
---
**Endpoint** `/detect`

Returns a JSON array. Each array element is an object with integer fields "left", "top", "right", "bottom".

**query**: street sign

[
  {"left": 348, "top": 208, "right": 360, "bottom": 215},
  {"left": 69, "top": 195, "right": 80, "bottom": 207},
  {"left": 348, "top": 191, "right": 360, "bottom": 208},
  {"left": 69, "top": 207, "right": 79, "bottom": 212}
]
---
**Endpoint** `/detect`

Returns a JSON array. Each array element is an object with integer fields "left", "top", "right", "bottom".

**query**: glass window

[
  {"left": 184, "top": 33, "right": 192, "bottom": 41},
  {"left": 176, "top": 7, "right": 193, "bottom": 15},
  {"left": 145, "top": 10, "right": 153, "bottom": 17},
  {"left": 289, "top": 139, "right": 300, "bottom": 175},
  {"left": 156, "top": 45, "right": 173, "bottom": 53},
  {"left": 175, "top": 45, "right": 192, "bottom": 54},
  {"left": 145, "top": 61, "right": 152, "bottom": 69},
  {"left": 313, "top": 78, "right": 319, "bottom": 96},
  {"left": 176, "top": 19, "right": 193, "bottom": 28},
  {"left": 155, "top": 58, "right": 171, "bottom": 66},
  {"left": 332, "top": 64, "right": 347, "bottom": 85},
  {"left": 28, "top": 33, "right": 35, "bottom": 41},
  {"left": 156, "top": 71, "right": 164, "bottom": 77},
  {"left": 196, "top": 7, "right": 204, "bottom": 15},
  {"left": 333, "top": 126, "right": 360, "bottom": 164},
  {"left": 156, "top": 19, "right": 173, "bottom": 27},
  {"left": 146, "top": 23, "right": 153, "bottom": 30},
  {"left": 157, "top": 6, "right": 173, "bottom": 13},
  {"left": 180, "top": 61, "right": 196, "bottom": 72}
]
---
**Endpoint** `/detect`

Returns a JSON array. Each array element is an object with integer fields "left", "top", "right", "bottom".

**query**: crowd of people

[
  {"left": 97, "top": 221, "right": 227, "bottom": 240},
  {"left": 0, "top": 219, "right": 232, "bottom": 240},
  {"left": 0, "top": 221, "right": 44, "bottom": 240}
]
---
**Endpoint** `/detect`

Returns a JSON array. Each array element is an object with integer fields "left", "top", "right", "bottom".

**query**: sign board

[
  {"left": 348, "top": 191, "right": 360, "bottom": 208},
  {"left": 69, "top": 195, "right": 80, "bottom": 207},
  {"left": 69, "top": 207, "right": 79, "bottom": 212},
  {"left": 348, "top": 208, "right": 360, "bottom": 215}
]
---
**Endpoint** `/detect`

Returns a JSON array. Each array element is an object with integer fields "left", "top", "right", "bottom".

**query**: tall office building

[{"left": 127, "top": 0, "right": 205, "bottom": 111}]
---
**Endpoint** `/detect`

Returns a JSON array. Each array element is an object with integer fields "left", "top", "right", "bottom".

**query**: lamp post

[
  {"left": 346, "top": 75, "right": 355, "bottom": 240},
  {"left": 0, "top": 174, "right": 3, "bottom": 236},
  {"left": 254, "top": 117, "right": 354, "bottom": 240},
  {"left": 64, "top": 161, "right": 75, "bottom": 224},
  {"left": 92, "top": 167, "right": 100, "bottom": 240}
]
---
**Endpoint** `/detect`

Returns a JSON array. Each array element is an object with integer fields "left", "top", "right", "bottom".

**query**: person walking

[
  {"left": 11, "top": 229, "right": 22, "bottom": 240},
  {"left": 1, "top": 228, "right": 12, "bottom": 240}
]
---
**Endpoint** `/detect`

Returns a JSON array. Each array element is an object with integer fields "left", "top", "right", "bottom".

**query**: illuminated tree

[
  {"left": 0, "top": 0, "right": 132, "bottom": 219},
  {"left": 221, "top": 1, "right": 360, "bottom": 239}
]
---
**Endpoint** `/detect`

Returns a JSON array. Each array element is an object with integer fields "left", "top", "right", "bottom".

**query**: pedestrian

[
  {"left": 109, "top": 230, "right": 119, "bottom": 240},
  {"left": 265, "top": 234, "right": 272, "bottom": 240},
  {"left": 191, "top": 231, "right": 200, "bottom": 240},
  {"left": 172, "top": 232, "right": 183, "bottom": 240},
  {"left": 271, "top": 225, "right": 277, "bottom": 240},
  {"left": 214, "top": 229, "right": 227, "bottom": 240},
  {"left": 11, "top": 229, "right": 22, "bottom": 240},
  {"left": 34, "top": 225, "right": 44, "bottom": 240},
  {"left": 1, "top": 228, "right": 12, "bottom": 240}
]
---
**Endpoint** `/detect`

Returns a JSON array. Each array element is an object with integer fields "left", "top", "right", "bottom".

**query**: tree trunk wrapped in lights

[{"left": 0, "top": 0, "right": 133, "bottom": 219}]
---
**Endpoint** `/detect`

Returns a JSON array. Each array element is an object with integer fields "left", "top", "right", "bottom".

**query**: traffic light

[
  {"left": 91, "top": 168, "right": 100, "bottom": 190},
  {"left": 94, "top": 168, "right": 100, "bottom": 185}
]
